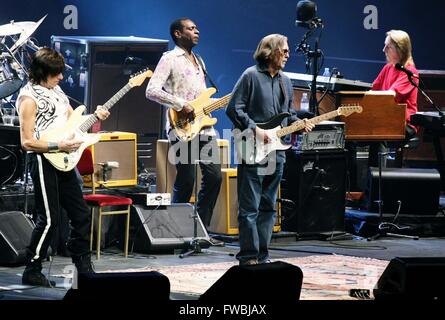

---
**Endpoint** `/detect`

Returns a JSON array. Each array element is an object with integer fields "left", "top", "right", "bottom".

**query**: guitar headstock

[
  {"left": 129, "top": 68, "right": 153, "bottom": 87},
  {"left": 338, "top": 103, "right": 363, "bottom": 116}
]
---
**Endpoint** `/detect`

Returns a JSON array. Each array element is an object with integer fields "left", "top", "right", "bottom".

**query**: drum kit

[{"left": 0, "top": 15, "right": 46, "bottom": 100}]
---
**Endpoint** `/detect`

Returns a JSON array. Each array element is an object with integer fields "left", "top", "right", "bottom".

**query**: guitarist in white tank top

[{"left": 17, "top": 48, "right": 109, "bottom": 287}]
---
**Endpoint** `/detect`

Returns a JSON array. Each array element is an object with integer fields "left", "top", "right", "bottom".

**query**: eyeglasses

[{"left": 281, "top": 48, "right": 290, "bottom": 55}]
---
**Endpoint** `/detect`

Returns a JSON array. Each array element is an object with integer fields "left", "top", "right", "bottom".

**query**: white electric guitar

[
  {"left": 42, "top": 69, "right": 153, "bottom": 171},
  {"left": 236, "top": 104, "right": 363, "bottom": 164}
]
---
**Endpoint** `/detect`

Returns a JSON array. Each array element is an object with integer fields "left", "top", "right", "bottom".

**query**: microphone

[
  {"left": 26, "top": 39, "right": 42, "bottom": 51},
  {"left": 98, "top": 161, "right": 119, "bottom": 169},
  {"left": 394, "top": 63, "right": 418, "bottom": 79}
]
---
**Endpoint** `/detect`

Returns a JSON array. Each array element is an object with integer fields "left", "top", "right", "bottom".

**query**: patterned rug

[{"left": 107, "top": 254, "right": 389, "bottom": 300}]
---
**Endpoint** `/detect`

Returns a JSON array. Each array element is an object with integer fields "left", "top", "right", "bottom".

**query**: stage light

[{"left": 295, "top": 1, "right": 322, "bottom": 29}]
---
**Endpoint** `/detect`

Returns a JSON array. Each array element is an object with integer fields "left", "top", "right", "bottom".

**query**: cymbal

[
  {"left": 10, "top": 15, "right": 47, "bottom": 53},
  {"left": 0, "top": 21, "right": 36, "bottom": 37}
]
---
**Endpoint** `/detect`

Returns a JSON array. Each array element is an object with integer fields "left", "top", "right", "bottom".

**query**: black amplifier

[{"left": 295, "top": 121, "right": 345, "bottom": 151}]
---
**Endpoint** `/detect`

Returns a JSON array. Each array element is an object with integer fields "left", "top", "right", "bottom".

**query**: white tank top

[{"left": 16, "top": 83, "right": 70, "bottom": 139}]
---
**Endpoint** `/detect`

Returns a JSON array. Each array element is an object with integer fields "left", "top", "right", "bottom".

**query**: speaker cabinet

[
  {"left": 64, "top": 271, "right": 170, "bottom": 300},
  {"left": 82, "top": 131, "right": 137, "bottom": 187},
  {"left": 0, "top": 189, "right": 35, "bottom": 214},
  {"left": 129, "top": 203, "right": 210, "bottom": 252},
  {"left": 209, "top": 168, "right": 281, "bottom": 235},
  {"left": 374, "top": 257, "right": 445, "bottom": 300},
  {"left": 282, "top": 150, "right": 346, "bottom": 234},
  {"left": 0, "top": 211, "right": 33, "bottom": 266},
  {"left": 199, "top": 261, "right": 303, "bottom": 301},
  {"left": 51, "top": 36, "right": 169, "bottom": 171},
  {"left": 0, "top": 144, "right": 24, "bottom": 185},
  {"left": 155, "top": 139, "right": 231, "bottom": 195},
  {"left": 364, "top": 168, "right": 441, "bottom": 215}
]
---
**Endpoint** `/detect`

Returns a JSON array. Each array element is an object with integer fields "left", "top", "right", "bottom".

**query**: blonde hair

[
  {"left": 254, "top": 34, "right": 288, "bottom": 64},
  {"left": 386, "top": 30, "right": 415, "bottom": 67}
]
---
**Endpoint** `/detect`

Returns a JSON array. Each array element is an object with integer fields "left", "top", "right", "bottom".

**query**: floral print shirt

[{"left": 146, "top": 46, "right": 214, "bottom": 136}]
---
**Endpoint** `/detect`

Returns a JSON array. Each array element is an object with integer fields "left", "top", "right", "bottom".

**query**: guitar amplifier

[
  {"left": 82, "top": 131, "right": 137, "bottom": 187},
  {"left": 295, "top": 121, "right": 345, "bottom": 151},
  {"left": 156, "top": 139, "right": 231, "bottom": 196},
  {"left": 51, "top": 36, "right": 168, "bottom": 136},
  {"left": 209, "top": 168, "right": 281, "bottom": 235}
]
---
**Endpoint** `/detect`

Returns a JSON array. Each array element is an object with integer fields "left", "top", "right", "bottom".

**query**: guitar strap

[
  {"left": 194, "top": 53, "right": 219, "bottom": 93},
  {"left": 278, "top": 72, "right": 288, "bottom": 105}
]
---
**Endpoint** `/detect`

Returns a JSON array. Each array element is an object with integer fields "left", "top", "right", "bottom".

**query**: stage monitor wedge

[
  {"left": 374, "top": 257, "right": 445, "bottom": 300},
  {"left": 129, "top": 203, "right": 210, "bottom": 252},
  {"left": 199, "top": 261, "right": 303, "bottom": 301},
  {"left": 64, "top": 271, "right": 170, "bottom": 300},
  {"left": 0, "top": 211, "right": 33, "bottom": 266}
]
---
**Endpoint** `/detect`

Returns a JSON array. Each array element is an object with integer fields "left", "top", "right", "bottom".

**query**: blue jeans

[{"left": 236, "top": 162, "right": 283, "bottom": 263}]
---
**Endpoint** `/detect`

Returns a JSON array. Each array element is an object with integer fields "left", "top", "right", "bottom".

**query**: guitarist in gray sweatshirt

[{"left": 226, "top": 34, "right": 314, "bottom": 266}]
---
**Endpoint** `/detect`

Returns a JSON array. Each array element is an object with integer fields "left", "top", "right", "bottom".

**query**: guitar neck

[
  {"left": 277, "top": 109, "right": 340, "bottom": 138},
  {"left": 79, "top": 83, "right": 132, "bottom": 132},
  {"left": 203, "top": 94, "right": 232, "bottom": 114}
]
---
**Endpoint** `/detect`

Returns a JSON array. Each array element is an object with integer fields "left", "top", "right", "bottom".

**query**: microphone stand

[
  {"left": 0, "top": 42, "right": 29, "bottom": 78},
  {"left": 179, "top": 159, "right": 224, "bottom": 259},
  {"left": 295, "top": 21, "right": 324, "bottom": 116},
  {"left": 25, "top": 40, "right": 73, "bottom": 71},
  {"left": 408, "top": 74, "right": 444, "bottom": 120},
  {"left": 307, "top": 40, "right": 322, "bottom": 116},
  {"left": 179, "top": 161, "right": 202, "bottom": 257}
]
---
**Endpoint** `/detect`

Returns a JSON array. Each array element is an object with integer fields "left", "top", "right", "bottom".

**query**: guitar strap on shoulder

[
  {"left": 278, "top": 72, "right": 288, "bottom": 104},
  {"left": 194, "top": 53, "right": 219, "bottom": 93}
]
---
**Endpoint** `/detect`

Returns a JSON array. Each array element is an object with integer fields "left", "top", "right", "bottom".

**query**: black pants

[
  {"left": 26, "top": 153, "right": 91, "bottom": 262},
  {"left": 170, "top": 135, "right": 222, "bottom": 227}
]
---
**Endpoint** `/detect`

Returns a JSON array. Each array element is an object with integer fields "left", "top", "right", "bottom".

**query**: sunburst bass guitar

[
  {"left": 42, "top": 69, "right": 153, "bottom": 171},
  {"left": 168, "top": 87, "right": 231, "bottom": 142},
  {"left": 237, "top": 104, "right": 363, "bottom": 164}
]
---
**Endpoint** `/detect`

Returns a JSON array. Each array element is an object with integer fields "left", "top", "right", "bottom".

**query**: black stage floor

[
  {"left": 1, "top": 189, "right": 445, "bottom": 307},
  {"left": 1, "top": 234, "right": 445, "bottom": 301}
]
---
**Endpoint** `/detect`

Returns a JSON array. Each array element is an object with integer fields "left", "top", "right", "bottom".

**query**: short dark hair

[
  {"left": 169, "top": 18, "right": 190, "bottom": 45},
  {"left": 28, "top": 47, "right": 65, "bottom": 84}
]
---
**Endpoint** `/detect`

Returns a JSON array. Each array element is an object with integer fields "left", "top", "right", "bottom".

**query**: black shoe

[
  {"left": 73, "top": 253, "right": 95, "bottom": 273},
  {"left": 22, "top": 262, "right": 56, "bottom": 287}
]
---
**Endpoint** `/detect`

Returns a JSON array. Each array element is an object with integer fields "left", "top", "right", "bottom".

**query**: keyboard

[
  {"left": 284, "top": 72, "right": 372, "bottom": 92},
  {"left": 411, "top": 112, "right": 445, "bottom": 133}
]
